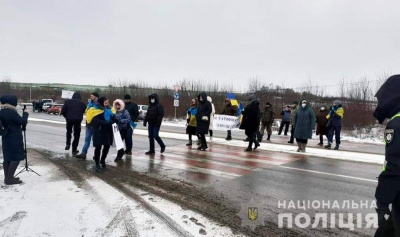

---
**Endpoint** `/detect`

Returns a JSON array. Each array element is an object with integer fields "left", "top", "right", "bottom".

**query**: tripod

[{"left": 15, "top": 106, "right": 40, "bottom": 177}]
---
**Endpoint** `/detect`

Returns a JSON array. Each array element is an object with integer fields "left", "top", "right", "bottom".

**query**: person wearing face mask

[
  {"left": 325, "top": 100, "right": 344, "bottom": 150},
  {"left": 240, "top": 94, "right": 261, "bottom": 151},
  {"left": 143, "top": 94, "right": 166, "bottom": 154},
  {"left": 316, "top": 106, "right": 329, "bottom": 146},
  {"left": 373, "top": 75, "right": 400, "bottom": 236},
  {"left": 259, "top": 102, "right": 275, "bottom": 141},
  {"left": 186, "top": 98, "right": 200, "bottom": 146},
  {"left": 196, "top": 93, "right": 212, "bottom": 151},
  {"left": 293, "top": 99, "right": 315, "bottom": 152},
  {"left": 288, "top": 101, "right": 299, "bottom": 144}
]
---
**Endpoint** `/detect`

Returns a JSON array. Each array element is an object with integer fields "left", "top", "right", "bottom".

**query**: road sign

[
  {"left": 174, "top": 100, "right": 179, "bottom": 107},
  {"left": 173, "top": 92, "right": 180, "bottom": 100}
]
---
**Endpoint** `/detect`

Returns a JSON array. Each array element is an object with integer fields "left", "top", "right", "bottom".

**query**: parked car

[
  {"left": 41, "top": 99, "right": 54, "bottom": 112},
  {"left": 138, "top": 105, "right": 148, "bottom": 120},
  {"left": 33, "top": 99, "right": 53, "bottom": 112},
  {"left": 47, "top": 104, "right": 63, "bottom": 115}
]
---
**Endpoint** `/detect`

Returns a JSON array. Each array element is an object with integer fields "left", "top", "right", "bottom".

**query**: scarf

[{"left": 0, "top": 104, "right": 17, "bottom": 111}]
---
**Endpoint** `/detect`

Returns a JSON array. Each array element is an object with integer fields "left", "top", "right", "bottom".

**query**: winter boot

[
  {"left": 245, "top": 147, "right": 252, "bottom": 152},
  {"left": 186, "top": 140, "right": 193, "bottom": 146},
  {"left": 75, "top": 154, "right": 87, "bottom": 159},
  {"left": 334, "top": 145, "right": 340, "bottom": 150},
  {"left": 226, "top": 135, "right": 232, "bottom": 141},
  {"left": 65, "top": 145, "right": 70, "bottom": 150},
  {"left": 145, "top": 151, "right": 155, "bottom": 155},
  {"left": 296, "top": 142, "right": 302, "bottom": 152},
  {"left": 161, "top": 145, "right": 166, "bottom": 154},
  {"left": 267, "top": 134, "right": 271, "bottom": 141},
  {"left": 254, "top": 141, "right": 260, "bottom": 150},
  {"left": 325, "top": 143, "right": 332, "bottom": 149},
  {"left": 5, "top": 161, "right": 22, "bottom": 185},
  {"left": 72, "top": 150, "right": 79, "bottom": 155},
  {"left": 301, "top": 143, "right": 307, "bottom": 153},
  {"left": 257, "top": 135, "right": 263, "bottom": 143},
  {"left": 3, "top": 162, "right": 9, "bottom": 183}
]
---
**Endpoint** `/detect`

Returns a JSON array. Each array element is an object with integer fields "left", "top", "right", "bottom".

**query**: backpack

[{"left": 0, "top": 112, "right": 6, "bottom": 136}]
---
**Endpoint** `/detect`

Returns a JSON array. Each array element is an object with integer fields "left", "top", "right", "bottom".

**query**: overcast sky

[{"left": 1, "top": 0, "right": 399, "bottom": 93}]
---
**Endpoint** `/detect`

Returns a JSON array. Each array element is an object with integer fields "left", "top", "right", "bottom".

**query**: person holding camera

[{"left": 1, "top": 95, "right": 29, "bottom": 185}]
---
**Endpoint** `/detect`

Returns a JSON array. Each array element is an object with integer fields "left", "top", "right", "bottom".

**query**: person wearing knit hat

[
  {"left": 240, "top": 94, "right": 260, "bottom": 152},
  {"left": 75, "top": 92, "right": 101, "bottom": 159},
  {"left": 259, "top": 102, "right": 275, "bottom": 141},
  {"left": 325, "top": 100, "right": 344, "bottom": 150},
  {"left": 124, "top": 94, "right": 139, "bottom": 155},
  {"left": 91, "top": 97, "right": 116, "bottom": 171}
]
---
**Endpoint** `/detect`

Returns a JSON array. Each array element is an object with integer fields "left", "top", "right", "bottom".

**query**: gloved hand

[
  {"left": 111, "top": 116, "right": 119, "bottom": 124},
  {"left": 376, "top": 208, "right": 390, "bottom": 227},
  {"left": 143, "top": 122, "right": 147, "bottom": 127}
]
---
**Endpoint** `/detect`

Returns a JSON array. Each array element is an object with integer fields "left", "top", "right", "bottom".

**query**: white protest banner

[
  {"left": 213, "top": 115, "right": 240, "bottom": 131},
  {"left": 61, "top": 90, "right": 75, "bottom": 99},
  {"left": 112, "top": 123, "right": 126, "bottom": 150}
]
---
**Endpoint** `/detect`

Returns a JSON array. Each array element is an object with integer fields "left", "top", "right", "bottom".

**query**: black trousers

[
  {"left": 66, "top": 120, "right": 81, "bottom": 150},
  {"left": 279, "top": 121, "right": 290, "bottom": 135},
  {"left": 289, "top": 125, "right": 295, "bottom": 142},
  {"left": 199, "top": 134, "right": 207, "bottom": 147},
  {"left": 94, "top": 145, "right": 110, "bottom": 165},
  {"left": 296, "top": 138, "right": 308, "bottom": 144}
]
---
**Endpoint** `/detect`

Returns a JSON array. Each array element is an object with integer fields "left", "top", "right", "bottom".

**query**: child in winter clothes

[{"left": 113, "top": 99, "right": 131, "bottom": 161}]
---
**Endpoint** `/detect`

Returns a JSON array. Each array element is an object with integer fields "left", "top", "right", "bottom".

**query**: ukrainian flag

[{"left": 226, "top": 93, "right": 243, "bottom": 116}]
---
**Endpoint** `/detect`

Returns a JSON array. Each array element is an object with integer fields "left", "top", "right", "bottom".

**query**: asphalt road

[{"left": 15, "top": 110, "right": 383, "bottom": 236}]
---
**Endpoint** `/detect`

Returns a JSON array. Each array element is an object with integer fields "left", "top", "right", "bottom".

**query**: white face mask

[
  {"left": 199, "top": 98, "right": 203, "bottom": 101},
  {"left": 321, "top": 107, "right": 325, "bottom": 111},
  {"left": 302, "top": 104, "right": 306, "bottom": 108},
  {"left": 151, "top": 99, "right": 155, "bottom": 103}
]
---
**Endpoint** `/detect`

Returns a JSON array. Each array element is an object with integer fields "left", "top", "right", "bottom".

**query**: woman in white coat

[{"left": 207, "top": 96, "right": 215, "bottom": 141}]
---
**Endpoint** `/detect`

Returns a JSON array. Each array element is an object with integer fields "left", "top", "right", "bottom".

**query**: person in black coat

[
  {"left": 124, "top": 94, "right": 139, "bottom": 155},
  {"left": 91, "top": 97, "right": 115, "bottom": 171},
  {"left": 373, "top": 75, "right": 400, "bottom": 236},
  {"left": 61, "top": 92, "right": 86, "bottom": 154},
  {"left": 0, "top": 95, "right": 28, "bottom": 185},
  {"left": 196, "top": 92, "right": 212, "bottom": 151},
  {"left": 240, "top": 94, "right": 260, "bottom": 152},
  {"left": 143, "top": 93, "right": 166, "bottom": 154}
]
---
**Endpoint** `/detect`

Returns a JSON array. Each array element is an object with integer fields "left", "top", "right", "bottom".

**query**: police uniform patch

[{"left": 385, "top": 129, "right": 394, "bottom": 143}]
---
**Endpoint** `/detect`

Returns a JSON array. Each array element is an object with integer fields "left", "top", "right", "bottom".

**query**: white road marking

[{"left": 278, "top": 165, "right": 378, "bottom": 183}]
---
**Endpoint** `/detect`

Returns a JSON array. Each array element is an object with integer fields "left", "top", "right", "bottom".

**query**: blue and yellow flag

[{"left": 226, "top": 93, "right": 242, "bottom": 116}]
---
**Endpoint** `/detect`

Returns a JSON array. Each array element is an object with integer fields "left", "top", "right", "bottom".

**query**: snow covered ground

[{"left": 0, "top": 151, "right": 244, "bottom": 237}]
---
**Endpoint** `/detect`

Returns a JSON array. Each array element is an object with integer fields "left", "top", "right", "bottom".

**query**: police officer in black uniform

[{"left": 374, "top": 75, "right": 400, "bottom": 237}]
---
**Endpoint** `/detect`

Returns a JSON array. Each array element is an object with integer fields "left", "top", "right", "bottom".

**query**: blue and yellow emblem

[{"left": 248, "top": 207, "right": 258, "bottom": 221}]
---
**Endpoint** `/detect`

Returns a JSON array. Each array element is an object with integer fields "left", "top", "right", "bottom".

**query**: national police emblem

[
  {"left": 238, "top": 198, "right": 265, "bottom": 231},
  {"left": 385, "top": 129, "right": 394, "bottom": 144}
]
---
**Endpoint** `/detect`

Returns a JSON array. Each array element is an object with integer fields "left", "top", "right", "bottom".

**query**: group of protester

[
  {"left": 60, "top": 92, "right": 166, "bottom": 171},
  {"left": 185, "top": 94, "right": 345, "bottom": 153}
]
